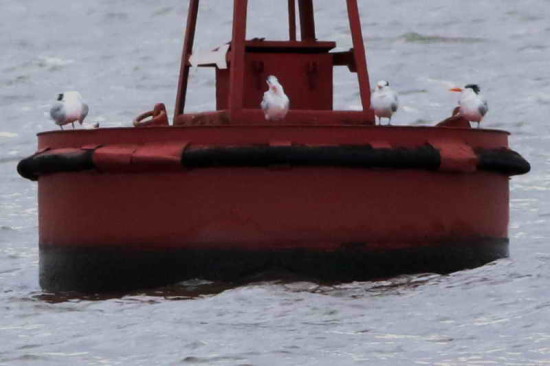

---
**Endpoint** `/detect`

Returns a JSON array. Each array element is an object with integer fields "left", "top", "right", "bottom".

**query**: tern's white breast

[{"left": 371, "top": 89, "right": 398, "bottom": 118}]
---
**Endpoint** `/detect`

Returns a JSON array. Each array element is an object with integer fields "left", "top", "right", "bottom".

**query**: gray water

[{"left": 1, "top": 0, "right": 549, "bottom": 365}]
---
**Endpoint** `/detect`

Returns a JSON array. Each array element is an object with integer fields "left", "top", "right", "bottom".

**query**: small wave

[
  {"left": 2, "top": 75, "right": 30, "bottom": 86},
  {"left": 154, "top": 7, "right": 174, "bottom": 16},
  {"left": 0, "top": 132, "right": 18, "bottom": 138},
  {"left": 0, "top": 156, "right": 23, "bottom": 164},
  {"left": 398, "top": 32, "right": 484, "bottom": 44},
  {"left": 181, "top": 355, "right": 247, "bottom": 364},
  {"left": 36, "top": 56, "right": 74, "bottom": 69},
  {"left": 535, "top": 95, "right": 550, "bottom": 105},
  {"left": 104, "top": 12, "right": 129, "bottom": 20}
]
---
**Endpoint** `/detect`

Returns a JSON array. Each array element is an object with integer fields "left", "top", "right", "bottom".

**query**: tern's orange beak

[{"left": 449, "top": 87, "right": 463, "bottom": 92}]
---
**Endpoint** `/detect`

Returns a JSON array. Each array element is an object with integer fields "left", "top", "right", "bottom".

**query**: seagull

[
  {"left": 261, "top": 75, "right": 289, "bottom": 121},
  {"left": 370, "top": 80, "right": 399, "bottom": 126},
  {"left": 450, "top": 84, "right": 488, "bottom": 128},
  {"left": 49, "top": 91, "right": 89, "bottom": 130}
]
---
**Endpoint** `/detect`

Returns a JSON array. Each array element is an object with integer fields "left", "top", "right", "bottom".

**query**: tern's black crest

[
  {"left": 465, "top": 84, "right": 481, "bottom": 94},
  {"left": 57, "top": 93, "right": 64, "bottom": 101}
]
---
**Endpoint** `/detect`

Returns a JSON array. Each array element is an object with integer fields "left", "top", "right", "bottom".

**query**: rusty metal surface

[
  {"left": 37, "top": 125, "right": 510, "bottom": 149},
  {"left": 133, "top": 103, "right": 169, "bottom": 127},
  {"left": 217, "top": 52, "right": 334, "bottom": 111},
  {"left": 37, "top": 168, "right": 509, "bottom": 250}
]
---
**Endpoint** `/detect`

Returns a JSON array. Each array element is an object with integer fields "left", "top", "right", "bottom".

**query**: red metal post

[
  {"left": 228, "top": 0, "right": 248, "bottom": 121},
  {"left": 298, "top": 0, "right": 316, "bottom": 41},
  {"left": 174, "top": 0, "right": 200, "bottom": 119},
  {"left": 288, "top": 0, "right": 297, "bottom": 41},
  {"left": 346, "top": 0, "right": 373, "bottom": 120}
]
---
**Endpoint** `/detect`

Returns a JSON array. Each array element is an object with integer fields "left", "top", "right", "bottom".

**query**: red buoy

[{"left": 18, "top": 0, "right": 530, "bottom": 292}]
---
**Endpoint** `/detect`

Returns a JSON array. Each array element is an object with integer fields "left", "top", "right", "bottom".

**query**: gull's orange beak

[{"left": 449, "top": 87, "right": 463, "bottom": 92}]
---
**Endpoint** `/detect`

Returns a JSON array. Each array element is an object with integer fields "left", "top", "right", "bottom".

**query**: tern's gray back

[
  {"left": 50, "top": 103, "right": 66, "bottom": 124},
  {"left": 80, "top": 103, "right": 89, "bottom": 123},
  {"left": 391, "top": 92, "right": 399, "bottom": 112},
  {"left": 479, "top": 100, "right": 488, "bottom": 117},
  {"left": 261, "top": 96, "right": 268, "bottom": 112}
]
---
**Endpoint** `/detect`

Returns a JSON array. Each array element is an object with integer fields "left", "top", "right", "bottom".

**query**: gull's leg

[
  {"left": 72, "top": 122, "right": 75, "bottom": 129},
  {"left": 388, "top": 116, "right": 392, "bottom": 126},
  {"left": 60, "top": 125, "right": 64, "bottom": 130}
]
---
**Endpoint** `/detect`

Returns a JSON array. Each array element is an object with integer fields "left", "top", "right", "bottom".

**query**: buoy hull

[
  {"left": 40, "top": 239, "right": 508, "bottom": 293},
  {"left": 24, "top": 125, "right": 526, "bottom": 292},
  {"left": 38, "top": 167, "right": 509, "bottom": 292}
]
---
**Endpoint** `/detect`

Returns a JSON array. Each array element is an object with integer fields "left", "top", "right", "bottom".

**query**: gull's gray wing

[
  {"left": 49, "top": 103, "right": 66, "bottom": 124},
  {"left": 79, "top": 103, "right": 89, "bottom": 123}
]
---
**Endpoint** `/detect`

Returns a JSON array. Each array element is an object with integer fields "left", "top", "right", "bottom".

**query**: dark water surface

[{"left": 1, "top": 0, "right": 549, "bottom": 365}]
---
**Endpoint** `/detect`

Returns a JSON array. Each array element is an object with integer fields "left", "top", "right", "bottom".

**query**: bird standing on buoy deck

[
  {"left": 261, "top": 75, "right": 290, "bottom": 121},
  {"left": 371, "top": 80, "right": 399, "bottom": 126},
  {"left": 50, "top": 91, "right": 89, "bottom": 130},
  {"left": 450, "top": 84, "right": 488, "bottom": 128}
]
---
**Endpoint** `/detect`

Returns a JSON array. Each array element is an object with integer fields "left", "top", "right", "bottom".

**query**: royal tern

[
  {"left": 50, "top": 91, "right": 89, "bottom": 130},
  {"left": 450, "top": 84, "right": 488, "bottom": 128},
  {"left": 261, "top": 75, "right": 290, "bottom": 121},
  {"left": 371, "top": 80, "right": 399, "bottom": 126}
]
